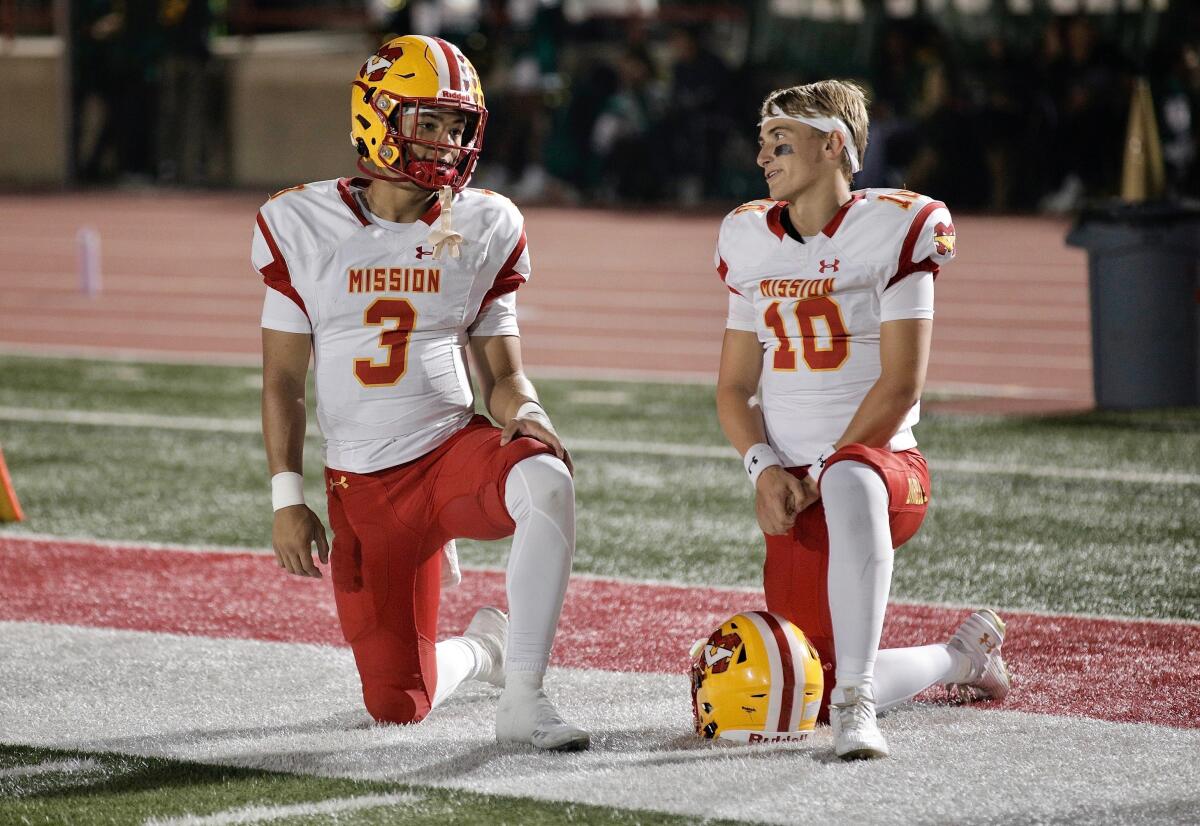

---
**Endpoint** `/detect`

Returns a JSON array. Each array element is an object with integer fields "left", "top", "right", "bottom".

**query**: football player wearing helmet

[
  {"left": 714, "top": 80, "right": 1010, "bottom": 760},
  {"left": 256, "top": 35, "right": 588, "bottom": 751}
]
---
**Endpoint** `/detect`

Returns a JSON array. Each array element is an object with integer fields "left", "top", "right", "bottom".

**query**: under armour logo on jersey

[
  {"left": 819, "top": 258, "right": 840, "bottom": 273},
  {"left": 415, "top": 246, "right": 435, "bottom": 259},
  {"left": 329, "top": 475, "right": 349, "bottom": 491}
]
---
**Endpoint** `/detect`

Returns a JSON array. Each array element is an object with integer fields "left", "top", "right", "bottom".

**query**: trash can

[{"left": 1066, "top": 202, "right": 1200, "bottom": 409}]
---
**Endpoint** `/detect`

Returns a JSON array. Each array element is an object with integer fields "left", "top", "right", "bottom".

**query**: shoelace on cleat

[{"left": 832, "top": 697, "right": 875, "bottom": 729}]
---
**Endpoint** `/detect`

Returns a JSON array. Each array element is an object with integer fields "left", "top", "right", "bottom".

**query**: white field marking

[
  {"left": 0, "top": 758, "right": 101, "bottom": 778},
  {"left": 3, "top": 623, "right": 1199, "bottom": 826},
  {"left": 1, "top": 405, "right": 1195, "bottom": 487},
  {"left": 8, "top": 531, "right": 1200, "bottom": 628},
  {"left": 0, "top": 344, "right": 1081, "bottom": 397},
  {"left": 0, "top": 342, "right": 262, "bottom": 368},
  {"left": 142, "top": 793, "right": 423, "bottom": 826}
]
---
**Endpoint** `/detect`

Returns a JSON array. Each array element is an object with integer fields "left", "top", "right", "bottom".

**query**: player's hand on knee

[
  {"left": 501, "top": 413, "right": 574, "bottom": 475},
  {"left": 272, "top": 505, "right": 329, "bottom": 578},
  {"left": 755, "top": 467, "right": 806, "bottom": 535}
]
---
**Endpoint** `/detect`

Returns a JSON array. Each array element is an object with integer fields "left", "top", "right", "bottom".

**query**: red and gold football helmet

[
  {"left": 350, "top": 35, "right": 487, "bottom": 191},
  {"left": 691, "top": 611, "right": 824, "bottom": 744}
]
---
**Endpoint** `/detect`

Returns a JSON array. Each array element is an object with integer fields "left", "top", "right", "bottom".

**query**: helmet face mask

[
  {"left": 351, "top": 36, "right": 487, "bottom": 192},
  {"left": 386, "top": 101, "right": 485, "bottom": 189},
  {"left": 691, "top": 611, "right": 824, "bottom": 744}
]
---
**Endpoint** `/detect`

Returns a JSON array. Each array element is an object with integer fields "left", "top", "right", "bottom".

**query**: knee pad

[
  {"left": 362, "top": 681, "right": 430, "bottom": 725},
  {"left": 820, "top": 460, "right": 886, "bottom": 512},
  {"left": 505, "top": 453, "right": 574, "bottom": 520}
]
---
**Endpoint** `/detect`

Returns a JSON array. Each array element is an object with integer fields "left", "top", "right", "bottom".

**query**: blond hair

[{"left": 760, "top": 80, "right": 869, "bottom": 183}]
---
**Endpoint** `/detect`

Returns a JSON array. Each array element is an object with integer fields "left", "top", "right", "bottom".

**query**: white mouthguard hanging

[{"left": 426, "top": 185, "right": 463, "bottom": 259}]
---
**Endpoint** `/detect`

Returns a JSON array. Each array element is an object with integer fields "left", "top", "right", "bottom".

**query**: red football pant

[
  {"left": 324, "top": 415, "right": 553, "bottom": 725},
  {"left": 762, "top": 445, "right": 930, "bottom": 721}
]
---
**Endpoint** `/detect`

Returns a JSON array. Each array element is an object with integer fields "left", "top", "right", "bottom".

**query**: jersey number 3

[
  {"left": 764, "top": 297, "right": 850, "bottom": 371},
  {"left": 354, "top": 298, "right": 417, "bottom": 387}
]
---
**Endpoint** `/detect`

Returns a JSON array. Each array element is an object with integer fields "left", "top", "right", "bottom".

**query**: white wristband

[
  {"left": 271, "top": 471, "right": 305, "bottom": 511},
  {"left": 744, "top": 443, "right": 783, "bottom": 488},
  {"left": 812, "top": 443, "right": 840, "bottom": 483},
  {"left": 515, "top": 401, "right": 546, "bottom": 419}
]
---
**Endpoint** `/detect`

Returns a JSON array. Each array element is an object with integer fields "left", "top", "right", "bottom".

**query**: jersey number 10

[{"left": 763, "top": 297, "right": 850, "bottom": 371}]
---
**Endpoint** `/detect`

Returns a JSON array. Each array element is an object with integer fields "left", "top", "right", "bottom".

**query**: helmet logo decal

[
  {"left": 934, "top": 221, "right": 956, "bottom": 256},
  {"left": 361, "top": 44, "right": 413, "bottom": 83},
  {"left": 703, "top": 631, "right": 742, "bottom": 673}
]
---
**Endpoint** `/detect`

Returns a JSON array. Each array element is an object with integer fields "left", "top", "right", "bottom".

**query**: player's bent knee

[
  {"left": 510, "top": 453, "right": 574, "bottom": 514},
  {"left": 820, "top": 459, "right": 882, "bottom": 505},
  {"left": 362, "top": 682, "right": 431, "bottom": 725}
]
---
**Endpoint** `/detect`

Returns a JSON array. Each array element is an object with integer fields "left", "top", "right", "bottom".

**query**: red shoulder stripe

[
  {"left": 887, "top": 200, "right": 945, "bottom": 289},
  {"left": 765, "top": 202, "right": 787, "bottom": 241},
  {"left": 337, "top": 178, "right": 371, "bottom": 227},
  {"left": 478, "top": 228, "right": 528, "bottom": 313},
  {"left": 255, "top": 212, "right": 309, "bottom": 319},
  {"left": 717, "top": 256, "right": 743, "bottom": 297},
  {"left": 822, "top": 193, "right": 865, "bottom": 238}
]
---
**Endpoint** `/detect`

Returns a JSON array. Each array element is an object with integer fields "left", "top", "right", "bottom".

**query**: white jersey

[
  {"left": 253, "top": 177, "right": 529, "bottom": 473},
  {"left": 716, "top": 188, "right": 955, "bottom": 467}
]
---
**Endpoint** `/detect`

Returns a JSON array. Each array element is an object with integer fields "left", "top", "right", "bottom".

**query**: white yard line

[
  {"left": 142, "top": 794, "right": 423, "bottom": 826},
  {"left": 3, "top": 623, "right": 1198, "bottom": 826},
  {"left": 0, "top": 343, "right": 1085, "bottom": 397},
  {"left": 1, "top": 405, "right": 1195, "bottom": 486},
  {"left": 0, "top": 758, "right": 100, "bottom": 778}
]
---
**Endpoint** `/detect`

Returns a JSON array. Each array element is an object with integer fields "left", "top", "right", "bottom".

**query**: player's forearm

[
  {"left": 837, "top": 377, "right": 922, "bottom": 449},
  {"left": 716, "top": 384, "right": 769, "bottom": 457},
  {"left": 262, "top": 381, "right": 307, "bottom": 474},
  {"left": 487, "top": 370, "right": 541, "bottom": 424}
]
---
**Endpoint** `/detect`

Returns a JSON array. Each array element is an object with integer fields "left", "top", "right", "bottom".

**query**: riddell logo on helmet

[
  {"left": 438, "top": 89, "right": 473, "bottom": 105},
  {"left": 747, "top": 732, "right": 810, "bottom": 744}
]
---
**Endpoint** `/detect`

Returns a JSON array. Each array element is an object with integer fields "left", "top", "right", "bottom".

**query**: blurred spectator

[
  {"left": 662, "top": 25, "right": 729, "bottom": 205},
  {"left": 1040, "top": 16, "right": 1128, "bottom": 212},
  {"left": 589, "top": 44, "right": 664, "bottom": 202},
  {"left": 156, "top": 0, "right": 214, "bottom": 184},
  {"left": 1154, "top": 35, "right": 1200, "bottom": 198}
]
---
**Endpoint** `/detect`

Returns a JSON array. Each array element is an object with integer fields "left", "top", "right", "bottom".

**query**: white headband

[{"left": 759, "top": 105, "right": 862, "bottom": 174}]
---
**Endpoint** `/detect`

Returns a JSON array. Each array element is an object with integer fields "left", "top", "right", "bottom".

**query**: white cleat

[
  {"left": 945, "top": 609, "right": 1012, "bottom": 703},
  {"left": 830, "top": 684, "right": 889, "bottom": 760},
  {"left": 464, "top": 607, "right": 507, "bottom": 688},
  {"left": 496, "top": 688, "right": 591, "bottom": 752}
]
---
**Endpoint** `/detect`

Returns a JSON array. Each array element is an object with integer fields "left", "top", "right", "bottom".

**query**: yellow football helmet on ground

[
  {"left": 691, "top": 611, "right": 824, "bottom": 744},
  {"left": 350, "top": 35, "right": 487, "bottom": 191}
]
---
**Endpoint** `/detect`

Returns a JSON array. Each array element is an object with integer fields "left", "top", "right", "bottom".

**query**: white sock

[
  {"left": 431, "top": 637, "right": 481, "bottom": 709},
  {"left": 823, "top": 460, "right": 893, "bottom": 692},
  {"left": 874, "top": 644, "right": 971, "bottom": 714},
  {"left": 503, "top": 454, "right": 575, "bottom": 674}
]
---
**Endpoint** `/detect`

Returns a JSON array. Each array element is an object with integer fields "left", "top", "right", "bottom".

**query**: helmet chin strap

[{"left": 426, "top": 185, "right": 463, "bottom": 259}]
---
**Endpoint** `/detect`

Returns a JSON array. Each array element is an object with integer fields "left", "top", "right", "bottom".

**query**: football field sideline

[
  {"left": 1, "top": 403, "right": 1197, "bottom": 487},
  {"left": 2, "top": 536, "right": 1200, "bottom": 825}
]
